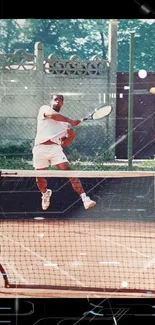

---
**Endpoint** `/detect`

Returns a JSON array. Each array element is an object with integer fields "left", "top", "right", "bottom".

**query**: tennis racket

[{"left": 81, "top": 104, "right": 113, "bottom": 122}]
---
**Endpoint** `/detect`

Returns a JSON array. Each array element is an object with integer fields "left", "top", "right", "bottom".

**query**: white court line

[
  {"left": 99, "top": 261, "right": 120, "bottom": 265},
  {"left": 143, "top": 258, "right": 155, "bottom": 270},
  {"left": 78, "top": 230, "right": 155, "bottom": 278},
  {"left": 96, "top": 235, "right": 152, "bottom": 258},
  {"left": 59, "top": 261, "right": 120, "bottom": 267},
  {"left": 76, "top": 229, "right": 153, "bottom": 259},
  {"left": 1, "top": 232, "right": 86, "bottom": 288},
  {"left": 81, "top": 227, "right": 155, "bottom": 239},
  {"left": 44, "top": 263, "right": 57, "bottom": 267}
]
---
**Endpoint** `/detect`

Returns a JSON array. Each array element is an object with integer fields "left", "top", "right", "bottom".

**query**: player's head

[{"left": 50, "top": 94, "right": 64, "bottom": 112}]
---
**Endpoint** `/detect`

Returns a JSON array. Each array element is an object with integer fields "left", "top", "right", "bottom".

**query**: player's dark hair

[{"left": 51, "top": 94, "right": 64, "bottom": 101}]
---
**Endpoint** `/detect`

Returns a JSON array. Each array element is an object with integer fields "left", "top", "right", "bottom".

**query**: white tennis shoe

[
  {"left": 41, "top": 189, "right": 52, "bottom": 210},
  {"left": 83, "top": 196, "right": 96, "bottom": 209}
]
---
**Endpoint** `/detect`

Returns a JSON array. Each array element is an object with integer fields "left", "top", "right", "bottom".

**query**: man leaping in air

[{"left": 32, "top": 94, "right": 96, "bottom": 210}]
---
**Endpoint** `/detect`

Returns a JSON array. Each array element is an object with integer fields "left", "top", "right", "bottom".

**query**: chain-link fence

[
  {"left": 0, "top": 21, "right": 118, "bottom": 171},
  {"left": 1, "top": 20, "right": 155, "bottom": 172}
]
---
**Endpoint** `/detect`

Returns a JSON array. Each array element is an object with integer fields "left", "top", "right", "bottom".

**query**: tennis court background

[
  {"left": 1, "top": 174, "right": 155, "bottom": 298},
  {"left": 1, "top": 21, "right": 155, "bottom": 169}
]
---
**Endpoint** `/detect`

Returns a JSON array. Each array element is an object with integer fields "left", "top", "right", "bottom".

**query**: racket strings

[{"left": 93, "top": 105, "right": 112, "bottom": 120}]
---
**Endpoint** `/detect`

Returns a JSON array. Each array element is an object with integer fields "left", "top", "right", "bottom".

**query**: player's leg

[
  {"left": 53, "top": 161, "right": 96, "bottom": 209},
  {"left": 36, "top": 167, "right": 52, "bottom": 211},
  {"left": 36, "top": 167, "right": 47, "bottom": 193},
  {"left": 32, "top": 145, "right": 52, "bottom": 210},
  {"left": 53, "top": 161, "right": 84, "bottom": 194}
]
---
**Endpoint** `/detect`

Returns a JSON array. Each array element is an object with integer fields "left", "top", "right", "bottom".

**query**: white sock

[{"left": 80, "top": 193, "right": 87, "bottom": 201}]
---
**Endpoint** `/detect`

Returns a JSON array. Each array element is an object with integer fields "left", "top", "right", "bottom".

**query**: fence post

[
  {"left": 128, "top": 32, "right": 135, "bottom": 170},
  {"left": 108, "top": 20, "right": 118, "bottom": 160},
  {"left": 34, "top": 42, "right": 44, "bottom": 71},
  {"left": 33, "top": 42, "right": 44, "bottom": 134}
]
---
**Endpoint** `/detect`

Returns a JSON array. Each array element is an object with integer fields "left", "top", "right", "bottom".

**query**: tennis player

[{"left": 32, "top": 94, "right": 96, "bottom": 210}]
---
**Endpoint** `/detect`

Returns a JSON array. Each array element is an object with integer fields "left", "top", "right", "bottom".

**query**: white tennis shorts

[{"left": 32, "top": 144, "right": 68, "bottom": 169}]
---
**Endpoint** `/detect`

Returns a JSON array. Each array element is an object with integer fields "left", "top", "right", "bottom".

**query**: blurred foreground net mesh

[{"left": 0, "top": 170, "right": 155, "bottom": 293}]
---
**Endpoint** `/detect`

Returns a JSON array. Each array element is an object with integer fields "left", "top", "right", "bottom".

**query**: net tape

[{"left": 1, "top": 169, "right": 155, "bottom": 178}]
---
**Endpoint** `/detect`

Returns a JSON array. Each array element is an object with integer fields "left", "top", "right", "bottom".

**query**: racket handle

[{"left": 80, "top": 117, "right": 87, "bottom": 121}]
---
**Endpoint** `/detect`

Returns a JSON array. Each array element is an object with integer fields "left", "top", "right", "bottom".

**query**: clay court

[
  {"left": 1, "top": 218, "right": 155, "bottom": 298},
  {"left": 1, "top": 172, "right": 155, "bottom": 298}
]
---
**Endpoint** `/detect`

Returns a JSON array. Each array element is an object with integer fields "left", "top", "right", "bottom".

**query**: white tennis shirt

[{"left": 34, "top": 105, "right": 69, "bottom": 145}]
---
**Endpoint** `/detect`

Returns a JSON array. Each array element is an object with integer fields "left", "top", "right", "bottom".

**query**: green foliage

[
  {"left": 0, "top": 19, "right": 109, "bottom": 60},
  {"left": 0, "top": 157, "right": 32, "bottom": 169},
  {"left": 0, "top": 141, "right": 32, "bottom": 158},
  {"left": 117, "top": 19, "right": 155, "bottom": 71},
  {"left": 0, "top": 19, "right": 21, "bottom": 53},
  {"left": 1, "top": 18, "right": 155, "bottom": 72},
  {"left": 0, "top": 156, "right": 155, "bottom": 171}
]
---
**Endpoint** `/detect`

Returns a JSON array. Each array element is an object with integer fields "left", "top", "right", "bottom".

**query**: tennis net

[{"left": 0, "top": 169, "right": 155, "bottom": 293}]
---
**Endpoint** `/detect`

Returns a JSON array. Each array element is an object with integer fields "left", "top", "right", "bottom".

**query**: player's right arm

[{"left": 44, "top": 112, "right": 81, "bottom": 127}]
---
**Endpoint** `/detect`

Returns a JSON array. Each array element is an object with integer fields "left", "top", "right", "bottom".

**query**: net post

[
  {"left": 0, "top": 264, "right": 10, "bottom": 288},
  {"left": 128, "top": 31, "right": 135, "bottom": 170}
]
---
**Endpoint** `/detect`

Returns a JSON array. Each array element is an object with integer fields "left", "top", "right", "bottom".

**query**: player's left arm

[{"left": 61, "top": 128, "right": 76, "bottom": 147}]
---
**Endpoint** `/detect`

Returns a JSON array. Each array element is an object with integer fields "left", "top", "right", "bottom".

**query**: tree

[
  {"left": 117, "top": 19, "right": 155, "bottom": 71},
  {"left": 16, "top": 19, "right": 109, "bottom": 60},
  {"left": 1, "top": 18, "right": 155, "bottom": 72},
  {"left": 0, "top": 19, "right": 21, "bottom": 53}
]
